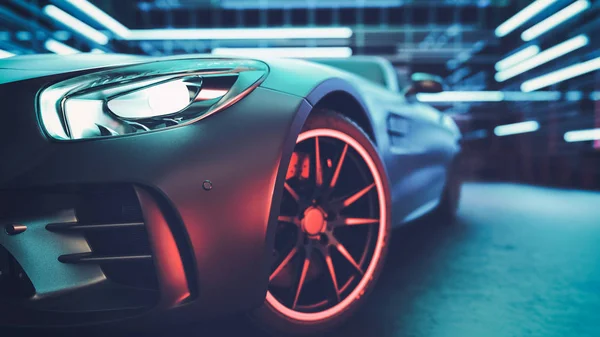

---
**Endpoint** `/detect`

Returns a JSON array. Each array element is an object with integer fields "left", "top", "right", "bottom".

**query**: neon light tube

[
  {"left": 416, "top": 91, "right": 504, "bottom": 102},
  {"left": 43, "top": 5, "right": 109, "bottom": 45},
  {"left": 0, "top": 49, "right": 15, "bottom": 58},
  {"left": 494, "top": 121, "right": 540, "bottom": 136},
  {"left": 211, "top": 47, "right": 352, "bottom": 58},
  {"left": 495, "top": 45, "right": 540, "bottom": 71},
  {"left": 522, "top": 0, "right": 590, "bottom": 41},
  {"left": 565, "top": 91, "right": 583, "bottom": 101},
  {"left": 44, "top": 39, "right": 80, "bottom": 54},
  {"left": 63, "top": 0, "right": 131, "bottom": 39},
  {"left": 417, "top": 91, "right": 573, "bottom": 102},
  {"left": 495, "top": 34, "right": 588, "bottom": 82},
  {"left": 521, "top": 56, "right": 600, "bottom": 92},
  {"left": 125, "top": 27, "right": 353, "bottom": 40},
  {"left": 564, "top": 128, "right": 600, "bottom": 142},
  {"left": 495, "top": 0, "right": 557, "bottom": 37},
  {"left": 503, "top": 91, "right": 562, "bottom": 101}
]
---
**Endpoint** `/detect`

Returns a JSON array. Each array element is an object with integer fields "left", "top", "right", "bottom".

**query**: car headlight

[{"left": 38, "top": 58, "right": 268, "bottom": 140}]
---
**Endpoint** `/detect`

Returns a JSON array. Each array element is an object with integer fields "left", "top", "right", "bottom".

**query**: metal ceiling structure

[
  {"left": 0, "top": 0, "right": 597, "bottom": 124},
  {"left": 0, "top": 1, "right": 507, "bottom": 70}
]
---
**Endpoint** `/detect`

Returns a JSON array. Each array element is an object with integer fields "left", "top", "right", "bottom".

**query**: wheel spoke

[
  {"left": 270, "top": 246, "right": 298, "bottom": 282},
  {"left": 293, "top": 249, "right": 312, "bottom": 309},
  {"left": 330, "top": 217, "right": 380, "bottom": 228},
  {"left": 278, "top": 215, "right": 300, "bottom": 227},
  {"left": 323, "top": 249, "right": 341, "bottom": 302},
  {"left": 315, "top": 136, "right": 323, "bottom": 187},
  {"left": 341, "top": 183, "right": 375, "bottom": 208},
  {"left": 284, "top": 182, "right": 300, "bottom": 202},
  {"left": 330, "top": 236, "right": 364, "bottom": 276},
  {"left": 329, "top": 143, "right": 348, "bottom": 188}
]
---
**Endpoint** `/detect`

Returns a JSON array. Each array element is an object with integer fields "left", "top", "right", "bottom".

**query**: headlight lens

[{"left": 39, "top": 58, "right": 268, "bottom": 140}]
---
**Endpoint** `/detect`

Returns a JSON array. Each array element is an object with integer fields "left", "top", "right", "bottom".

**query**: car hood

[{"left": 0, "top": 54, "right": 155, "bottom": 85}]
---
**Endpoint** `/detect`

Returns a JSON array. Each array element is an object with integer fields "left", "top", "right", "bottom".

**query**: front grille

[{"left": 47, "top": 185, "right": 159, "bottom": 291}]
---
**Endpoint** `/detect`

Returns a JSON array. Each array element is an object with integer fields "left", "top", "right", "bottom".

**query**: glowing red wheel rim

[{"left": 266, "top": 128, "right": 387, "bottom": 322}]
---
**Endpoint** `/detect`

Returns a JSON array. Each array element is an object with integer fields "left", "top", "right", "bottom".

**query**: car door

[
  {"left": 399, "top": 102, "right": 457, "bottom": 221},
  {"left": 364, "top": 87, "right": 456, "bottom": 226}
]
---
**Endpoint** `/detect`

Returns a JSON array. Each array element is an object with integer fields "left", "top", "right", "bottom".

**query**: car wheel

[
  {"left": 249, "top": 110, "right": 392, "bottom": 336},
  {"left": 436, "top": 157, "right": 462, "bottom": 219}
]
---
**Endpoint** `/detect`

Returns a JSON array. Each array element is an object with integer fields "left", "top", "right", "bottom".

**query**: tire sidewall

[{"left": 439, "top": 155, "right": 463, "bottom": 218}]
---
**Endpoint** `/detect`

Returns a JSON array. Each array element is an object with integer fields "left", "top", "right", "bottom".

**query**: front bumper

[{"left": 0, "top": 75, "right": 311, "bottom": 326}]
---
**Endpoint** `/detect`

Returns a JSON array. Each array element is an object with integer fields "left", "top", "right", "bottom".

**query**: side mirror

[{"left": 404, "top": 73, "right": 444, "bottom": 97}]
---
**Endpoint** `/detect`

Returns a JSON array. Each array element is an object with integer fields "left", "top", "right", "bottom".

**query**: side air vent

[
  {"left": 0, "top": 245, "right": 35, "bottom": 300},
  {"left": 48, "top": 185, "right": 159, "bottom": 291}
]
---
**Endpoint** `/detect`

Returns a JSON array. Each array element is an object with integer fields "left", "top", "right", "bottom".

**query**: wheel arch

[
  {"left": 262, "top": 77, "right": 382, "bottom": 305},
  {"left": 304, "top": 78, "right": 378, "bottom": 145}
]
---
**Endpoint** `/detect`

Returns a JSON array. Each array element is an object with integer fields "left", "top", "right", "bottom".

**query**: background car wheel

[
  {"left": 436, "top": 157, "right": 462, "bottom": 220},
  {"left": 249, "top": 110, "right": 392, "bottom": 336}
]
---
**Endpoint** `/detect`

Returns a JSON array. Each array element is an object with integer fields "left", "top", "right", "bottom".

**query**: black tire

[
  {"left": 436, "top": 156, "right": 462, "bottom": 219},
  {"left": 248, "top": 110, "right": 392, "bottom": 336}
]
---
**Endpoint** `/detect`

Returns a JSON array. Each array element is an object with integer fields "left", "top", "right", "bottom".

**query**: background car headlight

[{"left": 38, "top": 58, "right": 268, "bottom": 140}]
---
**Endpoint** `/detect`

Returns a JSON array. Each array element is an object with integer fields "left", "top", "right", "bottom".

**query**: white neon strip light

[
  {"left": 417, "top": 91, "right": 570, "bottom": 102},
  {"left": 494, "top": 121, "right": 540, "bottom": 136},
  {"left": 0, "top": 49, "right": 15, "bottom": 58},
  {"left": 521, "top": 56, "right": 600, "bottom": 92},
  {"left": 495, "top": 0, "right": 557, "bottom": 37},
  {"left": 44, "top": 39, "right": 80, "bottom": 54},
  {"left": 565, "top": 91, "right": 583, "bottom": 101},
  {"left": 564, "top": 128, "right": 600, "bottom": 142},
  {"left": 417, "top": 91, "right": 504, "bottom": 102},
  {"left": 495, "top": 45, "right": 540, "bottom": 71},
  {"left": 503, "top": 91, "right": 562, "bottom": 101},
  {"left": 211, "top": 47, "right": 352, "bottom": 58},
  {"left": 43, "top": 5, "right": 109, "bottom": 45},
  {"left": 48, "top": 2, "right": 352, "bottom": 42},
  {"left": 125, "top": 27, "right": 353, "bottom": 40},
  {"left": 522, "top": 0, "right": 590, "bottom": 41},
  {"left": 63, "top": 0, "right": 131, "bottom": 39},
  {"left": 495, "top": 34, "right": 589, "bottom": 82}
]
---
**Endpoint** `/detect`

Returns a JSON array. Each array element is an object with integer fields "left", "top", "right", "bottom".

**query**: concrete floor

[
  {"left": 334, "top": 183, "right": 600, "bottom": 337},
  {"left": 49, "top": 183, "right": 600, "bottom": 337}
]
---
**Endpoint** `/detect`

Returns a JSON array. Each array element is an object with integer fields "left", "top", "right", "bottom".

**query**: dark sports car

[{"left": 0, "top": 54, "right": 462, "bottom": 335}]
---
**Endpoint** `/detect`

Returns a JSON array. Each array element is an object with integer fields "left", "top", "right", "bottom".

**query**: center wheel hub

[{"left": 301, "top": 207, "right": 327, "bottom": 235}]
